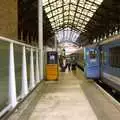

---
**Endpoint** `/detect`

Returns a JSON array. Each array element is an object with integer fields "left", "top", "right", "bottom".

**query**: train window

[
  {"left": 101, "top": 50, "right": 106, "bottom": 64},
  {"left": 89, "top": 50, "right": 97, "bottom": 59},
  {"left": 109, "top": 46, "right": 120, "bottom": 67}
]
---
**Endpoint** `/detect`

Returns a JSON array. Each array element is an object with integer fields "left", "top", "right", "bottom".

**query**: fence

[{"left": 0, "top": 36, "right": 41, "bottom": 117}]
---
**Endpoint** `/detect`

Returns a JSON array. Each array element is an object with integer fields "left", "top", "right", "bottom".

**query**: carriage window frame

[
  {"left": 109, "top": 46, "right": 120, "bottom": 68},
  {"left": 100, "top": 50, "right": 106, "bottom": 64}
]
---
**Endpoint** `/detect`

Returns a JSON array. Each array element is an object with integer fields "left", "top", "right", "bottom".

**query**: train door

[{"left": 84, "top": 47, "right": 100, "bottom": 79}]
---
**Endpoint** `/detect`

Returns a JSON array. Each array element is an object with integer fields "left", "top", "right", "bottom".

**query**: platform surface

[{"left": 8, "top": 69, "right": 120, "bottom": 120}]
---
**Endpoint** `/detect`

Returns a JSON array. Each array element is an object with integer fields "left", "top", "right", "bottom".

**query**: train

[{"left": 74, "top": 35, "right": 120, "bottom": 92}]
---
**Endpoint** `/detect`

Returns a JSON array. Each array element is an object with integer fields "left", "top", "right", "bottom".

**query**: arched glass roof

[
  {"left": 43, "top": 0, "right": 103, "bottom": 32},
  {"left": 56, "top": 27, "right": 80, "bottom": 43}
]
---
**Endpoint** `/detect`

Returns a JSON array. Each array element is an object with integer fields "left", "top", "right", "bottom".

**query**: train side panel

[{"left": 101, "top": 40, "right": 120, "bottom": 91}]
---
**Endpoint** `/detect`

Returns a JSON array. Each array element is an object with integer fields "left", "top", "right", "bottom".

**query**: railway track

[
  {"left": 77, "top": 65, "right": 120, "bottom": 103},
  {"left": 96, "top": 80, "right": 120, "bottom": 102}
]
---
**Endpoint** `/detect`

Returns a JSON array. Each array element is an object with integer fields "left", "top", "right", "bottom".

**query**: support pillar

[
  {"left": 38, "top": 0, "right": 43, "bottom": 80},
  {"left": 54, "top": 33, "right": 57, "bottom": 51},
  {"left": 21, "top": 46, "right": 28, "bottom": 98},
  {"left": 29, "top": 48, "right": 35, "bottom": 89},
  {"left": 9, "top": 43, "right": 17, "bottom": 108},
  {"left": 36, "top": 49, "right": 40, "bottom": 83}
]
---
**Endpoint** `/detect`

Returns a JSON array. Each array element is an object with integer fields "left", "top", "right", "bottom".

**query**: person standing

[
  {"left": 59, "top": 55, "right": 63, "bottom": 72},
  {"left": 71, "top": 57, "right": 77, "bottom": 70},
  {"left": 66, "top": 57, "right": 71, "bottom": 71},
  {"left": 62, "top": 57, "right": 66, "bottom": 72}
]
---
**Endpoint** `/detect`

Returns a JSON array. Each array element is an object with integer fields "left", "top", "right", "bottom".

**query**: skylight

[
  {"left": 56, "top": 27, "right": 80, "bottom": 43},
  {"left": 43, "top": 0, "right": 103, "bottom": 32}
]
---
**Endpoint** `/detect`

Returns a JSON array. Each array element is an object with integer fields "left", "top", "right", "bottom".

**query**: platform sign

[
  {"left": 46, "top": 51, "right": 59, "bottom": 80},
  {"left": 47, "top": 51, "right": 58, "bottom": 64},
  {"left": 84, "top": 47, "right": 100, "bottom": 79}
]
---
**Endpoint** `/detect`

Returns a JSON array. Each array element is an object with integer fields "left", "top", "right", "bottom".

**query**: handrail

[
  {"left": 0, "top": 36, "right": 41, "bottom": 117},
  {"left": 0, "top": 36, "right": 40, "bottom": 50}
]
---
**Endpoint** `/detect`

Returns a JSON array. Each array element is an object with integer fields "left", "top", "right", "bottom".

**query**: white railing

[{"left": 0, "top": 36, "right": 41, "bottom": 117}]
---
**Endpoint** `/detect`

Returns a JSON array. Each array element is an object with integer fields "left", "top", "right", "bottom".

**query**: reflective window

[
  {"left": 110, "top": 47, "right": 120, "bottom": 67},
  {"left": 89, "top": 50, "right": 97, "bottom": 59}
]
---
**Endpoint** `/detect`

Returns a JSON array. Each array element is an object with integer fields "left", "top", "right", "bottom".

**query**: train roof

[{"left": 100, "top": 35, "right": 120, "bottom": 45}]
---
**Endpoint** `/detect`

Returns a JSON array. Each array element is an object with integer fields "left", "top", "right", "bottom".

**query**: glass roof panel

[
  {"left": 49, "top": 18, "right": 54, "bottom": 22},
  {"left": 85, "top": 17, "right": 90, "bottom": 22},
  {"left": 95, "top": 0, "right": 104, "bottom": 4},
  {"left": 47, "top": 12, "right": 52, "bottom": 18},
  {"left": 70, "top": 4, "right": 76, "bottom": 11},
  {"left": 70, "top": 11, "right": 75, "bottom": 16},
  {"left": 57, "top": 8, "right": 62, "bottom": 14},
  {"left": 54, "top": 16, "right": 58, "bottom": 20},
  {"left": 56, "top": 27, "right": 80, "bottom": 43},
  {"left": 49, "top": 0, "right": 55, "bottom": 3},
  {"left": 78, "top": 0, "right": 85, "bottom": 7},
  {"left": 76, "top": 13, "right": 80, "bottom": 18},
  {"left": 77, "top": 7, "right": 82, "bottom": 13},
  {"left": 74, "top": 17, "right": 78, "bottom": 21},
  {"left": 45, "top": 6, "right": 51, "bottom": 13},
  {"left": 64, "top": 5, "right": 69, "bottom": 11},
  {"left": 82, "top": 9, "right": 89, "bottom": 15},
  {"left": 84, "top": 2, "right": 91, "bottom": 8},
  {"left": 88, "top": 11, "right": 93, "bottom": 17},
  {"left": 64, "top": 16, "right": 69, "bottom": 19},
  {"left": 43, "top": 0, "right": 103, "bottom": 42},
  {"left": 64, "top": 0, "right": 70, "bottom": 5},
  {"left": 53, "top": 11, "right": 57, "bottom": 16},
  {"left": 71, "top": 0, "right": 78, "bottom": 5},
  {"left": 64, "top": 11, "right": 69, "bottom": 16},
  {"left": 43, "top": 0, "right": 48, "bottom": 6},
  {"left": 81, "top": 14, "right": 85, "bottom": 20}
]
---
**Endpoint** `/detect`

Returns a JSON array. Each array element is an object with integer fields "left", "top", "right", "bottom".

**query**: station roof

[
  {"left": 43, "top": 0, "right": 103, "bottom": 32},
  {"left": 22, "top": 0, "right": 120, "bottom": 46},
  {"left": 43, "top": 0, "right": 120, "bottom": 46}
]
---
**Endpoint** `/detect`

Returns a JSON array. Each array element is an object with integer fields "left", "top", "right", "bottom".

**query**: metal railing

[{"left": 0, "top": 36, "right": 41, "bottom": 117}]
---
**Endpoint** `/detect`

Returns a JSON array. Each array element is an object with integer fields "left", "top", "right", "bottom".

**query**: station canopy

[{"left": 43, "top": 0, "right": 103, "bottom": 53}]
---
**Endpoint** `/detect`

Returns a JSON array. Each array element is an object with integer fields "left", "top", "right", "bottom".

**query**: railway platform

[{"left": 6, "top": 69, "right": 120, "bottom": 120}]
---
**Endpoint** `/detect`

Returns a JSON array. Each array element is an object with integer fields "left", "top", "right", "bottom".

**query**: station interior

[{"left": 0, "top": 0, "right": 120, "bottom": 120}]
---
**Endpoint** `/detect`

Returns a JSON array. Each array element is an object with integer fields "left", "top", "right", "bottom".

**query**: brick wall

[{"left": 0, "top": 0, "right": 18, "bottom": 40}]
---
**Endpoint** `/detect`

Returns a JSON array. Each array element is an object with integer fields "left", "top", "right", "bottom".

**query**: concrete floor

[
  {"left": 29, "top": 71, "right": 97, "bottom": 120},
  {"left": 7, "top": 69, "right": 120, "bottom": 120}
]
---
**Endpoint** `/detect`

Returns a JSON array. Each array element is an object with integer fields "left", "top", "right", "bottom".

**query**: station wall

[{"left": 0, "top": 0, "right": 18, "bottom": 39}]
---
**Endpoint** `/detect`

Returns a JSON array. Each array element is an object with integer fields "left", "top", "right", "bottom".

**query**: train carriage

[
  {"left": 74, "top": 36, "right": 120, "bottom": 92},
  {"left": 100, "top": 38, "right": 120, "bottom": 92}
]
